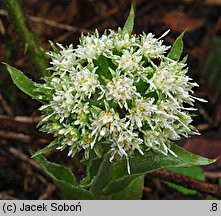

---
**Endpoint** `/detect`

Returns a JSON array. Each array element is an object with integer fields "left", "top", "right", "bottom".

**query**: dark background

[{"left": 0, "top": 0, "right": 220, "bottom": 199}]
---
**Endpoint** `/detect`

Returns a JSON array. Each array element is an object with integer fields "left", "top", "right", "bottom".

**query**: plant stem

[
  {"left": 2, "top": 0, "right": 48, "bottom": 77},
  {"left": 148, "top": 169, "right": 221, "bottom": 198}
]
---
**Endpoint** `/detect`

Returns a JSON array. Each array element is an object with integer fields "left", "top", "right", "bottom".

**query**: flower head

[
  {"left": 105, "top": 75, "right": 139, "bottom": 109},
  {"left": 38, "top": 27, "right": 204, "bottom": 167}
]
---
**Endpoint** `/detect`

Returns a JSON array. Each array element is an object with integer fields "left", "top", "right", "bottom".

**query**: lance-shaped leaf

[
  {"left": 103, "top": 143, "right": 215, "bottom": 195},
  {"left": 167, "top": 31, "right": 185, "bottom": 61},
  {"left": 31, "top": 139, "right": 60, "bottom": 158},
  {"left": 49, "top": 40, "right": 60, "bottom": 53},
  {"left": 122, "top": 4, "right": 135, "bottom": 35},
  {"left": 4, "top": 64, "right": 43, "bottom": 102},
  {"left": 34, "top": 155, "right": 94, "bottom": 199}
]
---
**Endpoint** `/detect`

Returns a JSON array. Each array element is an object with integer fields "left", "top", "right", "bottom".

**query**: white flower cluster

[{"left": 38, "top": 28, "right": 203, "bottom": 170}]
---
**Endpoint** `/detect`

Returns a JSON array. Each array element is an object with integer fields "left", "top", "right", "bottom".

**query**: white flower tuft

[
  {"left": 105, "top": 76, "right": 140, "bottom": 109},
  {"left": 38, "top": 28, "right": 204, "bottom": 164}
]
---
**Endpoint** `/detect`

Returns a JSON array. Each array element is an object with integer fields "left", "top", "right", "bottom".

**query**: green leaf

[
  {"left": 93, "top": 56, "right": 116, "bottom": 84},
  {"left": 111, "top": 175, "right": 144, "bottom": 200},
  {"left": 206, "top": 195, "right": 217, "bottom": 200},
  {"left": 122, "top": 4, "right": 135, "bottom": 35},
  {"left": 31, "top": 139, "right": 60, "bottom": 158},
  {"left": 81, "top": 142, "right": 111, "bottom": 189},
  {"left": 86, "top": 158, "right": 103, "bottom": 181},
  {"left": 4, "top": 64, "right": 43, "bottom": 102},
  {"left": 170, "top": 143, "right": 216, "bottom": 165},
  {"left": 79, "top": 158, "right": 102, "bottom": 189},
  {"left": 135, "top": 79, "right": 150, "bottom": 95},
  {"left": 49, "top": 40, "right": 60, "bottom": 53},
  {"left": 103, "top": 143, "right": 215, "bottom": 195},
  {"left": 34, "top": 155, "right": 94, "bottom": 199},
  {"left": 165, "top": 167, "right": 205, "bottom": 195},
  {"left": 167, "top": 32, "right": 185, "bottom": 61},
  {"left": 146, "top": 91, "right": 158, "bottom": 103},
  {"left": 89, "top": 152, "right": 113, "bottom": 199},
  {"left": 55, "top": 181, "right": 94, "bottom": 200},
  {"left": 34, "top": 155, "right": 77, "bottom": 185}
]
